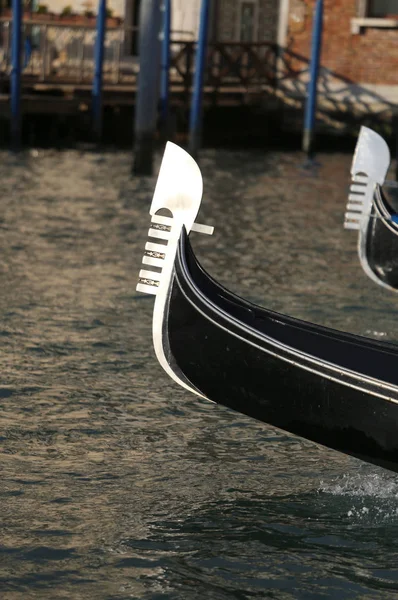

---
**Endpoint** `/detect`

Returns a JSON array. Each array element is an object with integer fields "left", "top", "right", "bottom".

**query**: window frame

[
  {"left": 351, "top": 0, "right": 398, "bottom": 34},
  {"left": 367, "top": 0, "right": 398, "bottom": 18},
  {"left": 235, "top": 0, "right": 259, "bottom": 42}
]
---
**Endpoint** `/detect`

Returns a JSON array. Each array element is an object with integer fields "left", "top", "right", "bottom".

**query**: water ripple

[{"left": 0, "top": 147, "right": 397, "bottom": 599}]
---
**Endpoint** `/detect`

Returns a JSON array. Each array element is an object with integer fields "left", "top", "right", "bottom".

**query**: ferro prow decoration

[
  {"left": 138, "top": 140, "right": 398, "bottom": 474},
  {"left": 344, "top": 126, "right": 398, "bottom": 291},
  {"left": 137, "top": 142, "right": 214, "bottom": 396}
]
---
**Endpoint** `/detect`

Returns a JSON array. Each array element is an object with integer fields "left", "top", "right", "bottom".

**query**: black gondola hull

[
  {"left": 167, "top": 231, "right": 398, "bottom": 472},
  {"left": 363, "top": 203, "right": 398, "bottom": 290},
  {"left": 138, "top": 137, "right": 398, "bottom": 474}
]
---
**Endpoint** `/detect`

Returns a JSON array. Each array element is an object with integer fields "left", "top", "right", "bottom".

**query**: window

[
  {"left": 124, "top": 0, "right": 140, "bottom": 56},
  {"left": 237, "top": 1, "right": 258, "bottom": 42},
  {"left": 240, "top": 2, "right": 255, "bottom": 41},
  {"left": 352, "top": 0, "right": 398, "bottom": 33},
  {"left": 368, "top": 0, "right": 398, "bottom": 17}
]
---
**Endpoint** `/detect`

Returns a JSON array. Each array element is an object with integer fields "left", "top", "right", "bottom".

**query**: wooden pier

[
  {"left": 0, "top": 16, "right": 280, "bottom": 119},
  {"left": 1, "top": 16, "right": 387, "bottom": 146}
]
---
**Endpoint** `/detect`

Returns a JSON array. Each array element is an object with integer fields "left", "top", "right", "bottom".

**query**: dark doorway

[
  {"left": 240, "top": 2, "right": 256, "bottom": 42},
  {"left": 131, "top": 0, "right": 141, "bottom": 56},
  {"left": 124, "top": 0, "right": 141, "bottom": 57}
]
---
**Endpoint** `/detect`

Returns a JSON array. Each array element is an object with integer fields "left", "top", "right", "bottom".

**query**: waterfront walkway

[{"left": 0, "top": 18, "right": 280, "bottom": 115}]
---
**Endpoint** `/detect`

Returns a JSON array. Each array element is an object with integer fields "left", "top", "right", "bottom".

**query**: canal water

[{"left": 1, "top": 146, "right": 398, "bottom": 599}]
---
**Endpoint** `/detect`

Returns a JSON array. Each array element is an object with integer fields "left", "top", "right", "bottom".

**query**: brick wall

[{"left": 287, "top": 0, "right": 398, "bottom": 85}]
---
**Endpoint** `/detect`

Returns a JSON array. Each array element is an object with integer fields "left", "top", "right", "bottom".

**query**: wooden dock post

[
  {"left": 10, "top": 0, "right": 22, "bottom": 151},
  {"left": 302, "top": 0, "right": 324, "bottom": 158},
  {"left": 92, "top": 0, "right": 107, "bottom": 141},
  {"left": 133, "top": 0, "right": 162, "bottom": 176},
  {"left": 188, "top": 0, "right": 210, "bottom": 159}
]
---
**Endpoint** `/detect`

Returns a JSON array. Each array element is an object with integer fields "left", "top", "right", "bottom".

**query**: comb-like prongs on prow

[
  {"left": 136, "top": 142, "right": 214, "bottom": 298},
  {"left": 148, "top": 223, "right": 172, "bottom": 241},
  {"left": 344, "top": 126, "right": 391, "bottom": 230},
  {"left": 136, "top": 142, "right": 214, "bottom": 399},
  {"left": 137, "top": 269, "right": 161, "bottom": 295},
  {"left": 150, "top": 213, "right": 213, "bottom": 235},
  {"left": 191, "top": 223, "right": 214, "bottom": 235}
]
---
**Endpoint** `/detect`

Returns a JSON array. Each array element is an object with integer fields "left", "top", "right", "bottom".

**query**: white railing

[
  {"left": 0, "top": 20, "right": 138, "bottom": 83},
  {"left": 0, "top": 20, "right": 196, "bottom": 85}
]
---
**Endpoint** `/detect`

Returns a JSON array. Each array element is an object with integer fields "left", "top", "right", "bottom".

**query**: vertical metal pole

[
  {"left": 92, "top": 0, "right": 107, "bottom": 141},
  {"left": 11, "top": 0, "right": 22, "bottom": 151},
  {"left": 133, "top": 0, "right": 162, "bottom": 176},
  {"left": 302, "top": 0, "right": 323, "bottom": 158},
  {"left": 188, "top": 0, "right": 210, "bottom": 159},
  {"left": 160, "top": 0, "right": 171, "bottom": 126}
]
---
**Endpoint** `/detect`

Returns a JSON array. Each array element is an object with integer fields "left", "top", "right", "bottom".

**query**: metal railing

[
  {"left": 0, "top": 18, "right": 202, "bottom": 84},
  {"left": 0, "top": 20, "right": 279, "bottom": 92},
  {"left": 169, "top": 41, "right": 278, "bottom": 93},
  {"left": 0, "top": 20, "right": 195, "bottom": 85},
  {"left": 0, "top": 19, "right": 137, "bottom": 83}
]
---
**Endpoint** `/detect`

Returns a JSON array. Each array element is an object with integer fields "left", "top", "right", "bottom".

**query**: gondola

[
  {"left": 137, "top": 139, "right": 398, "bottom": 474},
  {"left": 344, "top": 126, "right": 398, "bottom": 291}
]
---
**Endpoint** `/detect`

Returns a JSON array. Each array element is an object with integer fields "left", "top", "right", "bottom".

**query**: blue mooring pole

[
  {"left": 302, "top": 0, "right": 324, "bottom": 158},
  {"left": 188, "top": 0, "right": 210, "bottom": 159},
  {"left": 92, "top": 0, "right": 107, "bottom": 141},
  {"left": 160, "top": 0, "right": 171, "bottom": 128},
  {"left": 11, "top": 0, "right": 22, "bottom": 151}
]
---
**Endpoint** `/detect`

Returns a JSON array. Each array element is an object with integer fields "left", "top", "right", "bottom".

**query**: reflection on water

[{"left": 0, "top": 147, "right": 398, "bottom": 598}]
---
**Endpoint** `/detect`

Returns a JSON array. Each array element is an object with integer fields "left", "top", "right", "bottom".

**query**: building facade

[
  {"left": 214, "top": 0, "right": 279, "bottom": 43},
  {"left": 0, "top": 1, "right": 124, "bottom": 14},
  {"left": 124, "top": 0, "right": 280, "bottom": 47},
  {"left": 280, "top": 0, "right": 398, "bottom": 103},
  {"left": 0, "top": 1, "right": 281, "bottom": 51}
]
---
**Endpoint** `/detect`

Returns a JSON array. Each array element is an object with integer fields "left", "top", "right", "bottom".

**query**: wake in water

[{"left": 319, "top": 469, "right": 398, "bottom": 522}]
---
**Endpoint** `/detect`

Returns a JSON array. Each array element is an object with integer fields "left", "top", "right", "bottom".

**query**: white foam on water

[
  {"left": 319, "top": 472, "right": 398, "bottom": 498},
  {"left": 345, "top": 504, "right": 398, "bottom": 521},
  {"left": 319, "top": 472, "right": 398, "bottom": 522},
  {"left": 364, "top": 330, "right": 388, "bottom": 338}
]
